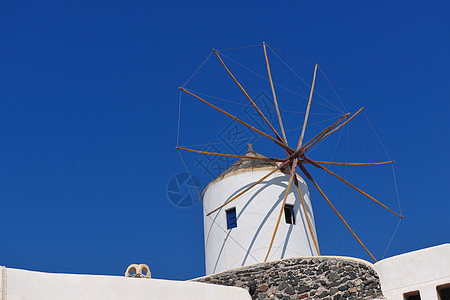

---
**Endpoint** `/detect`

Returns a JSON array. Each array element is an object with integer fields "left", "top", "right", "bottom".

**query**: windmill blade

[
  {"left": 176, "top": 147, "right": 286, "bottom": 162},
  {"left": 263, "top": 65, "right": 320, "bottom": 260},
  {"left": 304, "top": 107, "right": 364, "bottom": 151},
  {"left": 263, "top": 42, "right": 287, "bottom": 143},
  {"left": 301, "top": 156, "right": 403, "bottom": 218},
  {"left": 302, "top": 113, "right": 350, "bottom": 149},
  {"left": 298, "top": 163, "right": 377, "bottom": 262},
  {"left": 264, "top": 159, "right": 297, "bottom": 262},
  {"left": 264, "top": 65, "right": 320, "bottom": 260},
  {"left": 293, "top": 177, "right": 320, "bottom": 255},
  {"left": 297, "top": 64, "right": 318, "bottom": 150},
  {"left": 179, "top": 87, "right": 295, "bottom": 154},
  {"left": 213, "top": 49, "right": 284, "bottom": 143},
  {"left": 310, "top": 160, "right": 395, "bottom": 166}
]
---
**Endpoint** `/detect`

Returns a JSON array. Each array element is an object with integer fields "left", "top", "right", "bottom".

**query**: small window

[
  {"left": 226, "top": 207, "right": 237, "bottom": 229},
  {"left": 403, "top": 291, "right": 421, "bottom": 300},
  {"left": 284, "top": 204, "right": 295, "bottom": 225},
  {"left": 437, "top": 283, "right": 450, "bottom": 300}
]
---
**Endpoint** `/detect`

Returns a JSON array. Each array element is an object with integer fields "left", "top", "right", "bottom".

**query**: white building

[
  {"left": 202, "top": 144, "right": 319, "bottom": 275},
  {"left": 374, "top": 244, "right": 450, "bottom": 300}
]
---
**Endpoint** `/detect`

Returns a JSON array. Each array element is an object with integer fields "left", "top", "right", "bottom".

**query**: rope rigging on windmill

[{"left": 176, "top": 42, "right": 403, "bottom": 275}]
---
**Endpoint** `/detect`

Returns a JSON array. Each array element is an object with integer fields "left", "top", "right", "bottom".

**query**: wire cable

[
  {"left": 318, "top": 65, "right": 347, "bottom": 112},
  {"left": 392, "top": 165, "right": 403, "bottom": 216},
  {"left": 182, "top": 52, "right": 213, "bottom": 88},
  {"left": 216, "top": 44, "right": 262, "bottom": 51},
  {"left": 177, "top": 91, "right": 182, "bottom": 147},
  {"left": 267, "top": 45, "right": 315, "bottom": 66},
  {"left": 185, "top": 89, "right": 342, "bottom": 117},
  {"left": 184, "top": 88, "right": 342, "bottom": 116},
  {"left": 382, "top": 218, "right": 402, "bottom": 259},
  {"left": 217, "top": 51, "right": 346, "bottom": 113},
  {"left": 266, "top": 46, "right": 345, "bottom": 114},
  {"left": 336, "top": 125, "right": 350, "bottom": 253},
  {"left": 350, "top": 124, "right": 380, "bottom": 257}
]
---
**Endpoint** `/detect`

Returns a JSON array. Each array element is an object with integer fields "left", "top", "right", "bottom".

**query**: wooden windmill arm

[
  {"left": 213, "top": 49, "right": 284, "bottom": 143},
  {"left": 301, "top": 156, "right": 403, "bottom": 219},
  {"left": 302, "top": 113, "right": 350, "bottom": 149},
  {"left": 264, "top": 61, "right": 320, "bottom": 261},
  {"left": 176, "top": 147, "right": 286, "bottom": 162},
  {"left": 206, "top": 168, "right": 279, "bottom": 216},
  {"left": 179, "top": 88, "right": 295, "bottom": 154},
  {"left": 304, "top": 107, "right": 364, "bottom": 151},
  {"left": 293, "top": 177, "right": 320, "bottom": 255},
  {"left": 264, "top": 158, "right": 297, "bottom": 262},
  {"left": 263, "top": 65, "right": 321, "bottom": 260},
  {"left": 298, "top": 163, "right": 377, "bottom": 262},
  {"left": 297, "top": 64, "right": 318, "bottom": 149},
  {"left": 310, "top": 160, "right": 394, "bottom": 166},
  {"left": 263, "top": 42, "right": 287, "bottom": 144},
  {"left": 264, "top": 64, "right": 321, "bottom": 261}
]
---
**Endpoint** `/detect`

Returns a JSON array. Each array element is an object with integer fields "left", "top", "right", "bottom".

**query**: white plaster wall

[
  {"left": 0, "top": 267, "right": 251, "bottom": 300},
  {"left": 203, "top": 169, "right": 319, "bottom": 275},
  {"left": 374, "top": 244, "right": 450, "bottom": 300}
]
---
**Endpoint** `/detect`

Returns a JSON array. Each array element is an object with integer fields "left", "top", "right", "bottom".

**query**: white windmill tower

[
  {"left": 177, "top": 43, "right": 403, "bottom": 276},
  {"left": 202, "top": 144, "right": 318, "bottom": 275}
]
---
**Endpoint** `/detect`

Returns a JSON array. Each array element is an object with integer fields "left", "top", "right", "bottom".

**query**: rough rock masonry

[{"left": 192, "top": 257, "right": 385, "bottom": 300}]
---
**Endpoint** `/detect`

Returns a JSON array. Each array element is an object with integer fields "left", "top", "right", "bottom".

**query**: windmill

[{"left": 176, "top": 43, "right": 403, "bottom": 275}]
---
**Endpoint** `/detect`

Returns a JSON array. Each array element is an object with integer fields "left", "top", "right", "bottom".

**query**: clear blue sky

[{"left": 0, "top": 0, "right": 449, "bottom": 280}]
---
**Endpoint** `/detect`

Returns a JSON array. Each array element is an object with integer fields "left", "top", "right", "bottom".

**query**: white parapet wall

[
  {"left": 0, "top": 266, "right": 251, "bottom": 300},
  {"left": 374, "top": 244, "right": 450, "bottom": 300}
]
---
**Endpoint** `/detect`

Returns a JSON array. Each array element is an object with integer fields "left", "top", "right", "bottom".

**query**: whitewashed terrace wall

[
  {"left": 0, "top": 267, "right": 250, "bottom": 300},
  {"left": 374, "top": 244, "right": 450, "bottom": 300}
]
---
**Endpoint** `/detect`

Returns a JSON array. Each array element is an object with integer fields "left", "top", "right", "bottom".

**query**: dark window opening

[
  {"left": 226, "top": 207, "right": 237, "bottom": 230},
  {"left": 404, "top": 291, "right": 421, "bottom": 300},
  {"left": 437, "top": 283, "right": 450, "bottom": 300},
  {"left": 284, "top": 204, "right": 295, "bottom": 225}
]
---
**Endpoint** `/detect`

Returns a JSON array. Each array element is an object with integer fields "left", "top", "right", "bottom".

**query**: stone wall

[{"left": 192, "top": 257, "right": 384, "bottom": 300}]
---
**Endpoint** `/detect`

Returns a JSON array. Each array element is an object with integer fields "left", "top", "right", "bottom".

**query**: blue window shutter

[{"left": 226, "top": 207, "right": 237, "bottom": 229}]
